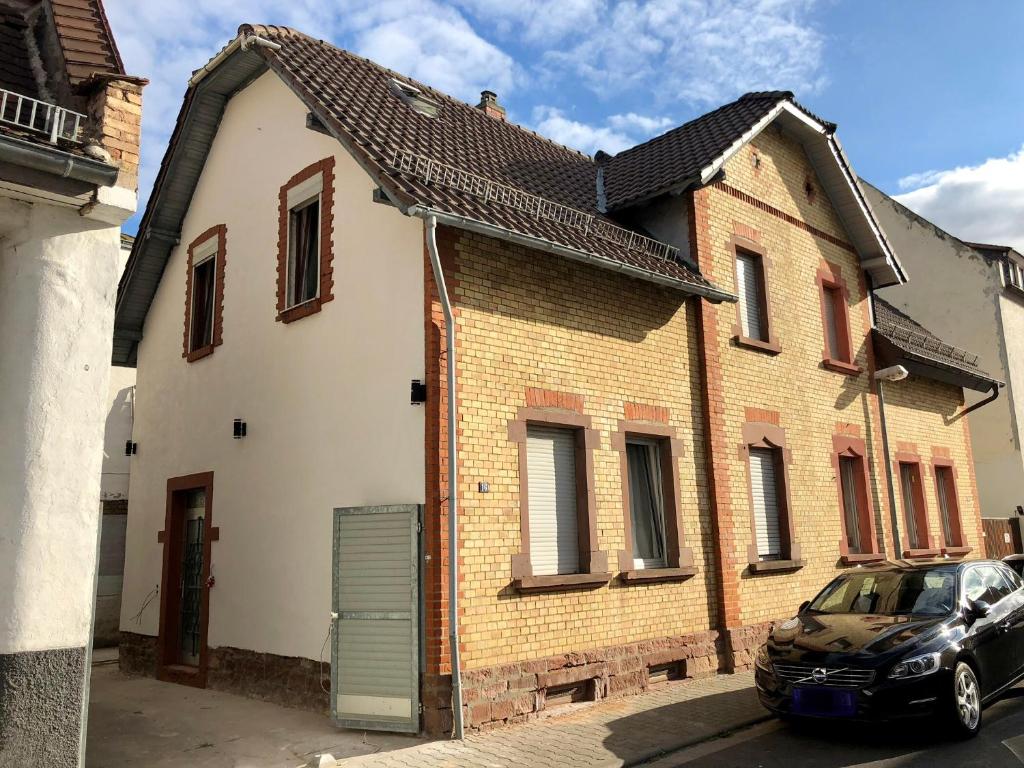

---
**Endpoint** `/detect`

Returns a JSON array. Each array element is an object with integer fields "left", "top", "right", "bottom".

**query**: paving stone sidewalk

[{"left": 336, "top": 671, "right": 764, "bottom": 768}]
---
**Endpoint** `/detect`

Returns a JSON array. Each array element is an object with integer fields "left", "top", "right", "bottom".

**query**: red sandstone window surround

[
  {"left": 507, "top": 406, "right": 609, "bottom": 592},
  {"left": 730, "top": 236, "right": 780, "bottom": 355},
  {"left": 611, "top": 420, "right": 696, "bottom": 584},
  {"left": 816, "top": 262, "right": 860, "bottom": 375},
  {"left": 933, "top": 456, "right": 970, "bottom": 557},
  {"left": 895, "top": 451, "right": 938, "bottom": 557},
  {"left": 831, "top": 435, "right": 883, "bottom": 564},
  {"left": 182, "top": 225, "right": 226, "bottom": 362},
  {"left": 276, "top": 157, "right": 335, "bottom": 324},
  {"left": 739, "top": 418, "right": 802, "bottom": 573}
]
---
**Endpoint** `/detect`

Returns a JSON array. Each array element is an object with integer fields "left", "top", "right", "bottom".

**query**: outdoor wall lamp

[{"left": 233, "top": 418, "right": 247, "bottom": 439}]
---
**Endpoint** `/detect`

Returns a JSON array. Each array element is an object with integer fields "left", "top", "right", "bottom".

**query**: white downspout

[{"left": 424, "top": 215, "right": 465, "bottom": 739}]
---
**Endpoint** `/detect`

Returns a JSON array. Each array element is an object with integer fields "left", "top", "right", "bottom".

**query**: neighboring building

[
  {"left": 863, "top": 184, "right": 1019, "bottom": 530},
  {"left": 0, "top": 0, "right": 143, "bottom": 764},
  {"left": 94, "top": 232, "right": 137, "bottom": 647},
  {"left": 114, "top": 25, "right": 993, "bottom": 736}
]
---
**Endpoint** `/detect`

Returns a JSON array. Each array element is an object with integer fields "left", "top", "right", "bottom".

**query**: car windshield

[{"left": 807, "top": 568, "right": 956, "bottom": 616}]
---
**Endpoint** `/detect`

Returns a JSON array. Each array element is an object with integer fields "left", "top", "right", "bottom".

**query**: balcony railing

[{"left": 0, "top": 87, "right": 85, "bottom": 144}]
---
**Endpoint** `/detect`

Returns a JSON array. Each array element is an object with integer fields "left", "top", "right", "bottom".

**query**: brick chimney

[{"left": 476, "top": 90, "right": 506, "bottom": 120}]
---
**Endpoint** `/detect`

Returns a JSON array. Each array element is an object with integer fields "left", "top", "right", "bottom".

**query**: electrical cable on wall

[{"left": 128, "top": 585, "right": 158, "bottom": 625}]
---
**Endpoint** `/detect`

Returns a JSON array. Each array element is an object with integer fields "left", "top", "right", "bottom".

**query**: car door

[
  {"left": 996, "top": 565, "right": 1024, "bottom": 680},
  {"left": 962, "top": 564, "right": 1017, "bottom": 694}
]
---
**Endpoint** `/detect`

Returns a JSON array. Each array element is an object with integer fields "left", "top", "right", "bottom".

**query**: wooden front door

[{"left": 158, "top": 472, "right": 216, "bottom": 687}]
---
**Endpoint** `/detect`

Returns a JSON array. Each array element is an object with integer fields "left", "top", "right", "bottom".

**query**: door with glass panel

[{"left": 179, "top": 490, "right": 205, "bottom": 666}]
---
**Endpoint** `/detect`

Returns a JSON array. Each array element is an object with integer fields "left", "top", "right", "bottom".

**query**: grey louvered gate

[{"left": 332, "top": 505, "right": 420, "bottom": 733}]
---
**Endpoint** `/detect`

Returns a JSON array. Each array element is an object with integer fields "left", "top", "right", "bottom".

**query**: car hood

[{"left": 768, "top": 612, "right": 947, "bottom": 660}]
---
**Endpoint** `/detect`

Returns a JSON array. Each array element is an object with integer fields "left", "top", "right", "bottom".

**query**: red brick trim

[
  {"left": 738, "top": 419, "right": 801, "bottom": 568},
  {"left": 893, "top": 449, "right": 938, "bottom": 556},
  {"left": 276, "top": 156, "right": 335, "bottom": 324},
  {"left": 932, "top": 455, "right": 967, "bottom": 552},
  {"left": 611, "top": 420, "right": 694, "bottom": 576},
  {"left": 157, "top": 471, "right": 216, "bottom": 688},
  {"left": 624, "top": 402, "right": 669, "bottom": 424},
  {"left": 689, "top": 188, "right": 743, "bottom": 634},
  {"left": 831, "top": 434, "right": 884, "bottom": 564},
  {"left": 728, "top": 235, "right": 781, "bottom": 355},
  {"left": 815, "top": 261, "right": 861, "bottom": 374},
  {"left": 713, "top": 181, "right": 856, "bottom": 254},
  {"left": 507, "top": 406, "right": 607, "bottom": 584},
  {"left": 526, "top": 387, "right": 584, "bottom": 413},
  {"left": 182, "top": 224, "right": 226, "bottom": 362}
]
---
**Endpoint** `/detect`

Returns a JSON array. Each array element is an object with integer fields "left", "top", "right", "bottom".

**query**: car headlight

[
  {"left": 888, "top": 652, "right": 942, "bottom": 680},
  {"left": 755, "top": 644, "right": 773, "bottom": 672}
]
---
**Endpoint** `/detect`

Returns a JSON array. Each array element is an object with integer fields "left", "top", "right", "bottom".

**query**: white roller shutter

[
  {"left": 749, "top": 448, "right": 782, "bottom": 559},
  {"left": 527, "top": 425, "right": 579, "bottom": 575},
  {"left": 736, "top": 253, "right": 764, "bottom": 340}
]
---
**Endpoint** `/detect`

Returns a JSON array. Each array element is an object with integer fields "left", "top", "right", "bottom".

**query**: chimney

[{"left": 476, "top": 90, "right": 506, "bottom": 120}]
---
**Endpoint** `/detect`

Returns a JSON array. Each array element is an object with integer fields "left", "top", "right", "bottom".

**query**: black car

[
  {"left": 755, "top": 560, "right": 1024, "bottom": 737},
  {"left": 1004, "top": 554, "right": 1024, "bottom": 578}
]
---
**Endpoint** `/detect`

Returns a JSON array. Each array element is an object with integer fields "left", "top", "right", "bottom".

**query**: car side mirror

[
  {"left": 967, "top": 599, "right": 991, "bottom": 624},
  {"left": 798, "top": 600, "right": 810, "bottom": 614}
]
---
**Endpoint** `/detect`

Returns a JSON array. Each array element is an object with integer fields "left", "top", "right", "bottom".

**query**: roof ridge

[{"left": 239, "top": 23, "right": 595, "bottom": 163}]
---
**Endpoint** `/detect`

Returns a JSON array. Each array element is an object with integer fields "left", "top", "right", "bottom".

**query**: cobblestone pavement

[{"left": 338, "top": 672, "right": 763, "bottom": 767}]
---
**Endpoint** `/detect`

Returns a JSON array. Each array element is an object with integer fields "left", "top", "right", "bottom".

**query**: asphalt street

[{"left": 653, "top": 687, "right": 1024, "bottom": 768}]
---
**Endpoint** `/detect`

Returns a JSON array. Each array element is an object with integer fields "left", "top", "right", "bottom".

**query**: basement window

[{"left": 389, "top": 79, "right": 441, "bottom": 118}]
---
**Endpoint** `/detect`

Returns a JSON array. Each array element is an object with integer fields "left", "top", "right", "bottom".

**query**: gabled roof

[
  {"left": 49, "top": 0, "right": 124, "bottom": 86},
  {"left": 872, "top": 296, "right": 1001, "bottom": 392}
]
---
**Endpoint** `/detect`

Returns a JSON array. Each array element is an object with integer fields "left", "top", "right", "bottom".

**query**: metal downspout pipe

[
  {"left": 424, "top": 215, "right": 465, "bottom": 739},
  {"left": 867, "top": 289, "right": 902, "bottom": 559}
]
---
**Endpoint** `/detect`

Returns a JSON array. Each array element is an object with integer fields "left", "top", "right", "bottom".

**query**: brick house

[{"left": 114, "top": 24, "right": 998, "bottom": 736}]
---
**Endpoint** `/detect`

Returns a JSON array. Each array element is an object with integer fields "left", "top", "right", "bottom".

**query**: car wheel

[{"left": 949, "top": 661, "right": 982, "bottom": 738}]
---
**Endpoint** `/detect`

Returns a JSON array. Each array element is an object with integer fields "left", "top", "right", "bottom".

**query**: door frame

[{"left": 157, "top": 471, "right": 216, "bottom": 687}]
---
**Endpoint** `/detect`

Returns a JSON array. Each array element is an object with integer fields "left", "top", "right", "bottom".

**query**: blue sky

[{"left": 105, "top": 1, "right": 1024, "bottom": 249}]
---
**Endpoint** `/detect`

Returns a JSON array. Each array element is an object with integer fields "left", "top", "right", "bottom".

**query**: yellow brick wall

[
  {"left": 883, "top": 376, "right": 983, "bottom": 556},
  {"left": 446, "top": 231, "right": 717, "bottom": 670}
]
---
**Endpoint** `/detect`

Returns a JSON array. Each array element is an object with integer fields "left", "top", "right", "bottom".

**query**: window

[
  {"left": 1005, "top": 260, "right": 1024, "bottom": 290},
  {"left": 626, "top": 439, "right": 666, "bottom": 569},
  {"left": 810, "top": 568, "right": 955, "bottom": 617},
  {"left": 899, "top": 462, "right": 930, "bottom": 551},
  {"left": 839, "top": 456, "right": 863, "bottom": 552},
  {"left": 817, "top": 263, "right": 859, "bottom": 373},
  {"left": 277, "top": 157, "right": 335, "bottom": 323},
  {"left": 934, "top": 465, "right": 963, "bottom": 548},
  {"left": 963, "top": 565, "right": 1013, "bottom": 605},
  {"left": 388, "top": 78, "right": 441, "bottom": 118},
  {"left": 736, "top": 251, "right": 766, "bottom": 341},
  {"left": 832, "top": 436, "right": 880, "bottom": 562},
  {"left": 750, "top": 447, "right": 783, "bottom": 560},
  {"left": 182, "top": 225, "right": 225, "bottom": 362},
  {"left": 190, "top": 255, "right": 215, "bottom": 352},
  {"left": 526, "top": 425, "right": 580, "bottom": 576}
]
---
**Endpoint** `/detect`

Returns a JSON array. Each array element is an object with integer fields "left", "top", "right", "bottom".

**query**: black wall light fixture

[
  {"left": 124, "top": 440, "right": 138, "bottom": 456},
  {"left": 233, "top": 419, "right": 247, "bottom": 439},
  {"left": 411, "top": 380, "right": 427, "bottom": 405}
]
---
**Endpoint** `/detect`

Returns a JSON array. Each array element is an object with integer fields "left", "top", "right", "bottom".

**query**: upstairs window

[
  {"left": 182, "top": 225, "right": 226, "bottom": 362},
  {"left": 736, "top": 251, "right": 767, "bottom": 341},
  {"left": 1005, "top": 260, "right": 1024, "bottom": 290},
  {"left": 817, "top": 263, "right": 859, "bottom": 374},
  {"left": 288, "top": 196, "right": 320, "bottom": 307},
  {"left": 190, "top": 255, "right": 215, "bottom": 351}
]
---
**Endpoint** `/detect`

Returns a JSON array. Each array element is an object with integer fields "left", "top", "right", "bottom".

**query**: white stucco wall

[
  {"left": 866, "top": 184, "right": 1023, "bottom": 518},
  {"left": 120, "top": 71, "right": 425, "bottom": 661},
  {"left": 0, "top": 197, "right": 122, "bottom": 653},
  {"left": 101, "top": 244, "right": 137, "bottom": 501}
]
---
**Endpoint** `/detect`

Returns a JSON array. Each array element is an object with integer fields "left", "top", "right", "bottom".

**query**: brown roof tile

[
  {"left": 0, "top": 3, "right": 40, "bottom": 99},
  {"left": 49, "top": 0, "right": 124, "bottom": 85}
]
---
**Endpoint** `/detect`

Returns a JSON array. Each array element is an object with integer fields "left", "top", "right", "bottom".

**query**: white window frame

[
  {"left": 626, "top": 437, "right": 667, "bottom": 570},
  {"left": 188, "top": 236, "right": 218, "bottom": 352},
  {"left": 525, "top": 425, "right": 580, "bottom": 576},
  {"left": 285, "top": 172, "right": 324, "bottom": 310}
]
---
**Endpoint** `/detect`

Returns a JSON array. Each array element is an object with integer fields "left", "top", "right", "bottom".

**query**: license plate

[{"left": 792, "top": 687, "right": 856, "bottom": 717}]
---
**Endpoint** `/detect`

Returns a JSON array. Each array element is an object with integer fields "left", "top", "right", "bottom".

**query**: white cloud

[
  {"left": 453, "top": 0, "right": 604, "bottom": 44},
  {"left": 531, "top": 107, "right": 674, "bottom": 155},
  {"left": 895, "top": 146, "right": 1024, "bottom": 253}
]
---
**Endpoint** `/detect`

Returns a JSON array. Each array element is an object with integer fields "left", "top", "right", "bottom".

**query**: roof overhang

[
  {"left": 113, "top": 35, "right": 270, "bottom": 366},
  {"left": 697, "top": 101, "right": 907, "bottom": 289},
  {"left": 0, "top": 132, "right": 118, "bottom": 190},
  {"left": 872, "top": 329, "right": 1003, "bottom": 393}
]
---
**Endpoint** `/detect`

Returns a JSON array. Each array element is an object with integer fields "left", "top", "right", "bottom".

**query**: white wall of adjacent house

[
  {"left": 0, "top": 195, "right": 122, "bottom": 654},
  {"left": 867, "top": 184, "right": 1024, "bottom": 519},
  {"left": 119, "top": 70, "right": 425, "bottom": 662}
]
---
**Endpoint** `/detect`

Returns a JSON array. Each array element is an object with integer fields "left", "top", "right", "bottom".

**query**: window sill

[
  {"left": 620, "top": 566, "right": 697, "bottom": 584},
  {"left": 942, "top": 546, "right": 972, "bottom": 558},
  {"left": 840, "top": 552, "right": 886, "bottom": 565},
  {"left": 902, "top": 548, "right": 941, "bottom": 559},
  {"left": 822, "top": 358, "right": 861, "bottom": 376},
  {"left": 733, "top": 334, "right": 781, "bottom": 356},
  {"left": 513, "top": 573, "right": 611, "bottom": 593},
  {"left": 185, "top": 344, "right": 215, "bottom": 362},
  {"left": 748, "top": 558, "right": 804, "bottom": 574},
  {"left": 278, "top": 298, "right": 322, "bottom": 324}
]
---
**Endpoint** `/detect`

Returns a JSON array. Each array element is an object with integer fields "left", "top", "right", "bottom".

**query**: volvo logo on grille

[{"left": 812, "top": 667, "right": 828, "bottom": 683}]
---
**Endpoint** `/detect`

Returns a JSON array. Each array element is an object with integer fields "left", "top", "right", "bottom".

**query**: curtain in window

[
  {"left": 839, "top": 456, "right": 862, "bottom": 553},
  {"left": 936, "top": 467, "right": 957, "bottom": 547},
  {"left": 627, "top": 442, "right": 665, "bottom": 568},
  {"left": 190, "top": 258, "right": 215, "bottom": 350},
  {"left": 290, "top": 201, "right": 320, "bottom": 306}
]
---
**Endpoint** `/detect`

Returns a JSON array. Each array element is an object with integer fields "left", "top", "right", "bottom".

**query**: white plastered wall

[
  {"left": 0, "top": 197, "right": 122, "bottom": 653},
  {"left": 120, "top": 71, "right": 425, "bottom": 661}
]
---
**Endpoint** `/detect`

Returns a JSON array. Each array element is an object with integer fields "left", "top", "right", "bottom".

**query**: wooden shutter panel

[
  {"left": 749, "top": 447, "right": 782, "bottom": 559},
  {"left": 526, "top": 426, "right": 580, "bottom": 575},
  {"left": 736, "top": 253, "right": 764, "bottom": 340}
]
